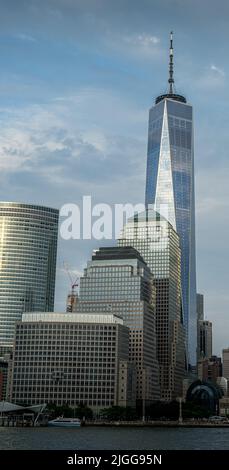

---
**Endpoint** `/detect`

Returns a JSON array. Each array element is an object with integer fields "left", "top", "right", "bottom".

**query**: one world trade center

[{"left": 145, "top": 33, "right": 197, "bottom": 365}]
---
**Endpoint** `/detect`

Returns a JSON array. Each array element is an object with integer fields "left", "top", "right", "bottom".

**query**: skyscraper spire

[
  {"left": 168, "top": 31, "right": 174, "bottom": 94},
  {"left": 155, "top": 31, "right": 186, "bottom": 104}
]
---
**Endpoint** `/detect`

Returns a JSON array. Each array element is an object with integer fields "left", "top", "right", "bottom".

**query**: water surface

[{"left": 0, "top": 426, "right": 228, "bottom": 450}]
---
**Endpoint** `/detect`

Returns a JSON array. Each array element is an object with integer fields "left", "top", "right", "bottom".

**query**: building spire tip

[
  {"left": 155, "top": 31, "right": 187, "bottom": 104},
  {"left": 168, "top": 31, "right": 174, "bottom": 94}
]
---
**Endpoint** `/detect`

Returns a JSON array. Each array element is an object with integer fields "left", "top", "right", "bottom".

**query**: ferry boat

[{"left": 48, "top": 417, "right": 81, "bottom": 427}]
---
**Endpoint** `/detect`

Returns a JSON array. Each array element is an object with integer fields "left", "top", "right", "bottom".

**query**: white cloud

[
  {"left": 210, "top": 64, "right": 225, "bottom": 77},
  {"left": 121, "top": 33, "right": 161, "bottom": 58},
  {"left": 82, "top": 130, "right": 108, "bottom": 154},
  {"left": 0, "top": 87, "right": 146, "bottom": 195},
  {"left": 124, "top": 33, "right": 160, "bottom": 48},
  {"left": 15, "top": 33, "right": 36, "bottom": 42},
  {"left": 195, "top": 63, "right": 226, "bottom": 90},
  {"left": 57, "top": 265, "right": 83, "bottom": 278},
  {"left": 102, "top": 30, "right": 162, "bottom": 60},
  {"left": 0, "top": 128, "right": 34, "bottom": 171}
]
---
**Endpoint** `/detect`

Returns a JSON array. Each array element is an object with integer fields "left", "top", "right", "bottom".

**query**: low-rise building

[
  {"left": 219, "top": 397, "right": 229, "bottom": 417},
  {"left": 11, "top": 312, "right": 136, "bottom": 410}
]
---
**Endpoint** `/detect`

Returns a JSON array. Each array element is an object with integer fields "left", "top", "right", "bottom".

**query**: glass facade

[
  {"left": 74, "top": 247, "right": 160, "bottom": 404},
  {"left": 145, "top": 98, "right": 197, "bottom": 364},
  {"left": 0, "top": 202, "right": 59, "bottom": 348},
  {"left": 118, "top": 209, "right": 186, "bottom": 400}
]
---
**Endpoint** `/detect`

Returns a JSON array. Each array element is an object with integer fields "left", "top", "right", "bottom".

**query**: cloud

[
  {"left": 57, "top": 265, "right": 83, "bottom": 279},
  {"left": 210, "top": 64, "right": 225, "bottom": 77},
  {"left": 123, "top": 33, "right": 160, "bottom": 51},
  {"left": 14, "top": 33, "right": 36, "bottom": 42},
  {"left": 195, "top": 63, "right": 226, "bottom": 90},
  {"left": 0, "top": 87, "right": 147, "bottom": 198},
  {"left": 0, "top": 87, "right": 148, "bottom": 316},
  {"left": 107, "top": 32, "right": 162, "bottom": 60}
]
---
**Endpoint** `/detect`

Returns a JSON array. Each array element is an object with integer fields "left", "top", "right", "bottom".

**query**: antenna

[
  {"left": 155, "top": 31, "right": 186, "bottom": 105},
  {"left": 168, "top": 31, "right": 174, "bottom": 94}
]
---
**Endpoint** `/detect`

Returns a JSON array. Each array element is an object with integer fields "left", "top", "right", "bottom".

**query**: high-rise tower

[
  {"left": 74, "top": 246, "right": 160, "bottom": 405},
  {"left": 0, "top": 202, "right": 59, "bottom": 350},
  {"left": 145, "top": 33, "right": 197, "bottom": 364},
  {"left": 118, "top": 209, "right": 186, "bottom": 400}
]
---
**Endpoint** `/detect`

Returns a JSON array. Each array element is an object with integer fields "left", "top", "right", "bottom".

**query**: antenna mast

[{"left": 168, "top": 31, "right": 174, "bottom": 94}]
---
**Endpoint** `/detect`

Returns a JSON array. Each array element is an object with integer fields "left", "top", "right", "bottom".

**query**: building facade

[
  {"left": 223, "top": 348, "right": 229, "bottom": 380},
  {"left": 118, "top": 209, "right": 186, "bottom": 401},
  {"left": 197, "top": 320, "right": 212, "bottom": 360},
  {"left": 0, "top": 353, "right": 12, "bottom": 401},
  {"left": 219, "top": 397, "right": 229, "bottom": 416},
  {"left": 74, "top": 246, "right": 160, "bottom": 405},
  {"left": 217, "top": 377, "right": 228, "bottom": 397},
  {"left": 0, "top": 202, "right": 59, "bottom": 350},
  {"left": 11, "top": 313, "right": 135, "bottom": 409},
  {"left": 145, "top": 33, "right": 196, "bottom": 364},
  {"left": 197, "top": 355, "right": 222, "bottom": 384},
  {"left": 196, "top": 293, "right": 204, "bottom": 322}
]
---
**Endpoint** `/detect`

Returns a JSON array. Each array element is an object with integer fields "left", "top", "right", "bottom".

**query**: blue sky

[{"left": 0, "top": 0, "right": 229, "bottom": 355}]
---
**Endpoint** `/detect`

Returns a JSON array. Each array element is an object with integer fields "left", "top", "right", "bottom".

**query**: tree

[{"left": 100, "top": 406, "right": 138, "bottom": 421}]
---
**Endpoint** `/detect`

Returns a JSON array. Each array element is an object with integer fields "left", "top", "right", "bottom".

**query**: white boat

[{"left": 48, "top": 416, "right": 81, "bottom": 427}]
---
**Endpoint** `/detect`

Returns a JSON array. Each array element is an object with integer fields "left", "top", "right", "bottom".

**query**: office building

[
  {"left": 75, "top": 246, "right": 160, "bottom": 405},
  {"left": 196, "top": 293, "right": 204, "bottom": 322},
  {"left": 0, "top": 202, "right": 59, "bottom": 351},
  {"left": 197, "top": 320, "right": 212, "bottom": 360},
  {"left": 11, "top": 312, "right": 135, "bottom": 409},
  {"left": 118, "top": 209, "right": 186, "bottom": 400},
  {"left": 145, "top": 33, "right": 196, "bottom": 364},
  {"left": 0, "top": 352, "right": 12, "bottom": 400},
  {"left": 223, "top": 348, "right": 229, "bottom": 380},
  {"left": 197, "top": 355, "right": 222, "bottom": 384}
]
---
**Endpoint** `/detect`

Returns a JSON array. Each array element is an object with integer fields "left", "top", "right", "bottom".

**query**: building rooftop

[
  {"left": 92, "top": 246, "right": 146, "bottom": 264},
  {"left": 0, "top": 201, "right": 59, "bottom": 214},
  {"left": 128, "top": 208, "right": 168, "bottom": 223},
  {"left": 21, "top": 312, "right": 124, "bottom": 325},
  {"left": 155, "top": 93, "right": 186, "bottom": 105}
]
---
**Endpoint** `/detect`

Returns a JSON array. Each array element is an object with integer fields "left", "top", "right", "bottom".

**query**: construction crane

[{"left": 63, "top": 262, "right": 79, "bottom": 312}]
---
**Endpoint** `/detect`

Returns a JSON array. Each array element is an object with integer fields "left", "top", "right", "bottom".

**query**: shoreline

[
  {"left": 1, "top": 420, "right": 229, "bottom": 429},
  {"left": 83, "top": 420, "right": 229, "bottom": 428}
]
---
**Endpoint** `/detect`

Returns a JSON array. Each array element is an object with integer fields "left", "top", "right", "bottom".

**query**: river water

[{"left": 0, "top": 426, "right": 229, "bottom": 450}]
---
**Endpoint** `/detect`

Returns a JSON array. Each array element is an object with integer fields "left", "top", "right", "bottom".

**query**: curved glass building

[
  {"left": 145, "top": 33, "right": 197, "bottom": 365},
  {"left": 0, "top": 202, "right": 59, "bottom": 349}
]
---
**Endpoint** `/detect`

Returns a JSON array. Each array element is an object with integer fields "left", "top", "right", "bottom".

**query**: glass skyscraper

[
  {"left": 145, "top": 33, "right": 196, "bottom": 364},
  {"left": 118, "top": 209, "right": 186, "bottom": 400},
  {"left": 74, "top": 246, "right": 160, "bottom": 405},
  {"left": 0, "top": 202, "right": 59, "bottom": 350}
]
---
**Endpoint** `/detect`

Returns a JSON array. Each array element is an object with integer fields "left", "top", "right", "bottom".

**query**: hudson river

[{"left": 0, "top": 426, "right": 229, "bottom": 450}]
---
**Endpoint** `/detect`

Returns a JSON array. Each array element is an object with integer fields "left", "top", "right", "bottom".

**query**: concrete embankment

[{"left": 84, "top": 420, "right": 229, "bottom": 428}]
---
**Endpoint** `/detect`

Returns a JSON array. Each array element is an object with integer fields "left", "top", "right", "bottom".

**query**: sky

[{"left": 0, "top": 0, "right": 228, "bottom": 355}]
